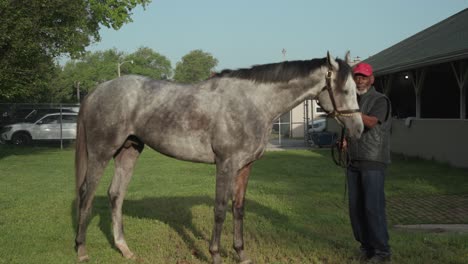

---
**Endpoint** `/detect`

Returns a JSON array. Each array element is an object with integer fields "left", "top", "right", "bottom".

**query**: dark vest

[{"left": 348, "top": 87, "right": 392, "bottom": 164}]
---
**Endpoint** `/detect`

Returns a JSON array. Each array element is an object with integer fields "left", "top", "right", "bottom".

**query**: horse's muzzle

[{"left": 336, "top": 114, "right": 363, "bottom": 139}]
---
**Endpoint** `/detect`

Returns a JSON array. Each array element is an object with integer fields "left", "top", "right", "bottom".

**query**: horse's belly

[{"left": 145, "top": 136, "right": 215, "bottom": 164}]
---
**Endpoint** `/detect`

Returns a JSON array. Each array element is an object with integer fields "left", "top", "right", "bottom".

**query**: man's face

[{"left": 353, "top": 74, "right": 374, "bottom": 95}]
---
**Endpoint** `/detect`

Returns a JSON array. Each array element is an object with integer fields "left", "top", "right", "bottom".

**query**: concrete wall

[
  {"left": 391, "top": 118, "right": 468, "bottom": 168},
  {"left": 291, "top": 102, "right": 307, "bottom": 138},
  {"left": 327, "top": 118, "right": 468, "bottom": 168}
]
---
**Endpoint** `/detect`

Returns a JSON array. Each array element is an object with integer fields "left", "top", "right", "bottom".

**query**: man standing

[{"left": 346, "top": 62, "right": 392, "bottom": 263}]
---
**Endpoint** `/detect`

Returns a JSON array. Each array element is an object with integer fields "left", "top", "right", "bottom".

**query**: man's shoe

[
  {"left": 358, "top": 248, "right": 374, "bottom": 262},
  {"left": 367, "top": 254, "right": 391, "bottom": 263}
]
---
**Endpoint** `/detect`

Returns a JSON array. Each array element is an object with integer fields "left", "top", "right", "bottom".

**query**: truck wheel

[{"left": 11, "top": 132, "right": 32, "bottom": 146}]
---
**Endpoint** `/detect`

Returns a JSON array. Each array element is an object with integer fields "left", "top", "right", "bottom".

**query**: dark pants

[{"left": 347, "top": 166, "right": 391, "bottom": 257}]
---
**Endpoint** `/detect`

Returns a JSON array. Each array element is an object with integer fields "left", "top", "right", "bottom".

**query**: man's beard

[{"left": 356, "top": 87, "right": 369, "bottom": 95}]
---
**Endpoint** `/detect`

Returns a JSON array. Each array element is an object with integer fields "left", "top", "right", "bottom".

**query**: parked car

[
  {"left": 0, "top": 113, "right": 78, "bottom": 145},
  {"left": 1, "top": 106, "right": 79, "bottom": 128},
  {"left": 309, "top": 131, "right": 337, "bottom": 147},
  {"left": 308, "top": 118, "right": 327, "bottom": 133},
  {"left": 307, "top": 119, "right": 338, "bottom": 147}
]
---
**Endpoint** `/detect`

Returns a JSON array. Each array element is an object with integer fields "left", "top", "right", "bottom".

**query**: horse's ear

[
  {"left": 326, "top": 51, "right": 338, "bottom": 70},
  {"left": 345, "top": 51, "right": 352, "bottom": 65}
]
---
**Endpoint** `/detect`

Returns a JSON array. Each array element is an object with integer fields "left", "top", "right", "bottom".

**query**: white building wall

[{"left": 290, "top": 100, "right": 326, "bottom": 138}]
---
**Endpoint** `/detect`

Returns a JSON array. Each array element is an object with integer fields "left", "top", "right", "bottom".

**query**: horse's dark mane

[
  {"left": 213, "top": 58, "right": 327, "bottom": 83},
  {"left": 213, "top": 58, "right": 352, "bottom": 89}
]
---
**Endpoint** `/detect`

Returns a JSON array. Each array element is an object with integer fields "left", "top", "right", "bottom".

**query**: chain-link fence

[
  {"left": 0, "top": 103, "right": 80, "bottom": 148},
  {"left": 0, "top": 103, "right": 80, "bottom": 126},
  {"left": 269, "top": 100, "right": 329, "bottom": 148},
  {"left": 1, "top": 102, "right": 323, "bottom": 149}
]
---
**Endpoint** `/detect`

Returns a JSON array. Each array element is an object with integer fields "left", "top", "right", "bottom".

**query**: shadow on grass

[
  {"left": 71, "top": 194, "right": 335, "bottom": 262},
  {"left": 0, "top": 141, "right": 74, "bottom": 159}
]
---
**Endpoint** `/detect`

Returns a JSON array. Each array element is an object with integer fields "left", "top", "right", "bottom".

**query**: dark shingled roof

[{"left": 365, "top": 8, "right": 468, "bottom": 76}]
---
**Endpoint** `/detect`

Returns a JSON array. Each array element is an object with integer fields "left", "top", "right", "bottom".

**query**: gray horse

[{"left": 75, "top": 52, "right": 363, "bottom": 263}]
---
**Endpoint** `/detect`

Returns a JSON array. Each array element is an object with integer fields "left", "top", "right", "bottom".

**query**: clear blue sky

[{"left": 87, "top": 0, "right": 468, "bottom": 71}]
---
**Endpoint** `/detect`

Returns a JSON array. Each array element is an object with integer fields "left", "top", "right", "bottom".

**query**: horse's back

[
  {"left": 84, "top": 75, "right": 179, "bottom": 119},
  {"left": 86, "top": 75, "right": 158, "bottom": 105}
]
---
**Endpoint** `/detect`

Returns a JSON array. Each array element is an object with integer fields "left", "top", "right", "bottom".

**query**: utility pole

[
  {"left": 279, "top": 48, "right": 288, "bottom": 145},
  {"left": 75, "top": 81, "right": 80, "bottom": 103},
  {"left": 117, "top": 60, "right": 134, "bottom": 77}
]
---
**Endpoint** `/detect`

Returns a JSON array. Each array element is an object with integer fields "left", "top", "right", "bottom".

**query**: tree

[
  {"left": 125, "top": 47, "right": 172, "bottom": 80},
  {"left": 55, "top": 48, "right": 171, "bottom": 102},
  {"left": 55, "top": 49, "right": 125, "bottom": 102},
  {"left": 0, "top": 0, "right": 151, "bottom": 102},
  {"left": 173, "top": 50, "right": 218, "bottom": 84}
]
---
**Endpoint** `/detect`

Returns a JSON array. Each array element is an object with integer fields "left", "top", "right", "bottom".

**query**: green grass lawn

[{"left": 0, "top": 145, "right": 467, "bottom": 264}]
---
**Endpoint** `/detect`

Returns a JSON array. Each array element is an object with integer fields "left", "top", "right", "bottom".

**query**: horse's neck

[
  {"left": 203, "top": 69, "right": 325, "bottom": 123},
  {"left": 250, "top": 75, "right": 324, "bottom": 122}
]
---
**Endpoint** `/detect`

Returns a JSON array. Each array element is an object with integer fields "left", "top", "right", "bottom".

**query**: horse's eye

[{"left": 343, "top": 90, "right": 349, "bottom": 95}]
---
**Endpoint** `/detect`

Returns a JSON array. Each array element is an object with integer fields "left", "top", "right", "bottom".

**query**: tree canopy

[
  {"left": 0, "top": 0, "right": 151, "bottom": 102},
  {"left": 0, "top": 0, "right": 221, "bottom": 103},
  {"left": 55, "top": 47, "right": 172, "bottom": 102},
  {"left": 173, "top": 50, "right": 218, "bottom": 84},
  {"left": 125, "top": 47, "right": 172, "bottom": 80}
]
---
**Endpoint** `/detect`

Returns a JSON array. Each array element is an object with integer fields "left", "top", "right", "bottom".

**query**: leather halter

[{"left": 317, "top": 70, "right": 360, "bottom": 119}]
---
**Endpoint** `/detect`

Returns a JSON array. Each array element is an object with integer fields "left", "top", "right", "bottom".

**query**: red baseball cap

[{"left": 353, "top": 62, "right": 373, "bottom": 76}]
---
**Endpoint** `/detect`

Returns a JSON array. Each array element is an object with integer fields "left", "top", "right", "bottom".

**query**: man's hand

[
  {"left": 337, "top": 138, "right": 347, "bottom": 151},
  {"left": 361, "top": 113, "right": 379, "bottom": 129}
]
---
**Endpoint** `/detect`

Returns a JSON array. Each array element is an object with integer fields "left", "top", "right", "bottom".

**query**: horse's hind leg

[
  {"left": 108, "top": 141, "right": 144, "bottom": 259},
  {"left": 232, "top": 163, "right": 253, "bottom": 264},
  {"left": 76, "top": 158, "right": 110, "bottom": 262},
  {"left": 210, "top": 159, "right": 236, "bottom": 264}
]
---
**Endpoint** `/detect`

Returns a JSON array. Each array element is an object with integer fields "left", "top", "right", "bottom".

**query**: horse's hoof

[
  {"left": 212, "top": 253, "right": 222, "bottom": 264},
  {"left": 77, "top": 245, "right": 89, "bottom": 262},
  {"left": 77, "top": 255, "right": 90, "bottom": 262},
  {"left": 123, "top": 252, "right": 135, "bottom": 260},
  {"left": 237, "top": 250, "right": 252, "bottom": 264},
  {"left": 116, "top": 241, "right": 135, "bottom": 259}
]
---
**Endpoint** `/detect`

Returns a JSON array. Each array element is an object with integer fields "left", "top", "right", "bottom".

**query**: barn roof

[{"left": 364, "top": 8, "right": 468, "bottom": 76}]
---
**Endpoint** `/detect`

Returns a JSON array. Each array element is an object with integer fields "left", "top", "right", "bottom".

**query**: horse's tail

[{"left": 75, "top": 103, "right": 88, "bottom": 215}]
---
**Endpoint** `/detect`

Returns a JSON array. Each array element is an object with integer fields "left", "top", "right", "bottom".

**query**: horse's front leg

[
  {"left": 209, "top": 160, "right": 235, "bottom": 264},
  {"left": 232, "top": 163, "right": 253, "bottom": 264}
]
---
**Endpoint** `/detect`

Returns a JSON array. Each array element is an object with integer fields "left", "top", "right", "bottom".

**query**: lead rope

[
  {"left": 331, "top": 127, "right": 350, "bottom": 203},
  {"left": 344, "top": 162, "right": 348, "bottom": 204}
]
